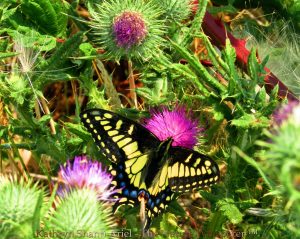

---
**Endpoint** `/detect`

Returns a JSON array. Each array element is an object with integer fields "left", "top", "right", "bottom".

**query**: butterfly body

[{"left": 80, "top": 108, "right": 220, "bottom": 231}]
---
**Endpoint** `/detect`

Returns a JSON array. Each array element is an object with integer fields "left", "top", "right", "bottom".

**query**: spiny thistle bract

[
  {"left": 260, "top": 101, "right": 300, "bottom": 235},
  {"left": 89, "top": 0, "right": 165, "bottom": 61},
  {"left": 0, "top": 175, "right": 44, "bottom": 239},
  {"left": 45, "top": 189, "right": 115, "bottom": 239},
  {"left": 153, "top": 0, "right": 193, "bottom": 23},
  {"left": 143, "top": 105, "right": 202, "bottom": 149}
]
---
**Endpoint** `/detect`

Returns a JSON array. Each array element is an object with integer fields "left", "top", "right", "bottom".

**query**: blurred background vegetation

[{"left": 0, "top": 0, "right": 299, "bottom": 238}]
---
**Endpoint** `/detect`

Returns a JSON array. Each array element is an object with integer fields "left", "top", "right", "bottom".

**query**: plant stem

[
  {"left": 34, "top": 101, "right": 41, "bottom": 119},
  {"left": 40, "top": 97, "right": 56, "bottom": 135},
  {"left": 29, "top": 173, "right": 59, "bottom": 182},
  {"left": 128, "top": 59, "right": 137, "bottom": 108},
  {"left": 7, "top": 150, "right": 23, "bottom": 175},
  {"left": 95, "top": 59, "right": 122, "bottom": 109},
  {"left": 233, "top": 146, "right": 275, "bottom": 190}
]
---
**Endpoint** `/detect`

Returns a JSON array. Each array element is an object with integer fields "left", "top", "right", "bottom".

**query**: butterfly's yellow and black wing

[
  {"left": 143, "top": 147, "right": 220, "bottom": 229},
  {"left": 80, "top": 109, "right": 171, "bottom": 219},
  {"left": 80, "top": 108, "right": 220, "bottom": 232},
  {"left": 167, "top": 147, "right": 220, "bottom": 193},
  {"left": 80, "top": 108, "right": 159, "bottom": 164}
]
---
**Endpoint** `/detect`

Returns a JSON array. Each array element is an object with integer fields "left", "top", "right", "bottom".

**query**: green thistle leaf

[
  {"left": 231, "top": 114, "right": 269, "bottom": 129},
  {"left": 20, "top": 0, "right": 59, "bottom": 36},
  {"left": 217, "top": 198, "right": 243, "bottom": 224}
]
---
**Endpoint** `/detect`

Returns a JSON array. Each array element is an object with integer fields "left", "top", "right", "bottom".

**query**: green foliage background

[{"left": 0, "top": 0, "right": 299, "bottom": 238}]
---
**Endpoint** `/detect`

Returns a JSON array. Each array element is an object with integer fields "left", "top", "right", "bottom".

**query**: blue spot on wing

[
  {"left": 118, "top": 164, "right": 123, "bottom": 170},
  {"left": 120, "top": 182, "right": 126, "bottom": 187},
  {"left": 123, "top": 189, "right": 129, "bottom": 197},
  {"left": 130, "top": 190, "right": 137, "bottom": 198}
]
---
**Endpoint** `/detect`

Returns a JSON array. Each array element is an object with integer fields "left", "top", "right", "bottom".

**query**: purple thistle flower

[
  {"left": 58, "top": 156, "right": 115, "bottom": 200},
  {"left": 113, "top": 11, "right": 148, "bottom": 49},
  {"left": 144, "top": 106, "right": 202, "bottom": 149},
  {"left": 273, "top": 101, "right": 300, "bottom": 126}
]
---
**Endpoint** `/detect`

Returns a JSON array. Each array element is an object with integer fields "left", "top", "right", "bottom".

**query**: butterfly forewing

[
  {"left": 80, "top": 109, "right": 160, "bottom": 164},
  {"left": 167, "top": 147, "right": 220, "bottom": 193}
]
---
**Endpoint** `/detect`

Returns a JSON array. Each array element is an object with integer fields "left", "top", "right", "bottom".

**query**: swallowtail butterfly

[{"left": 80, "top": 108, "right": 219, "bottom": 230}]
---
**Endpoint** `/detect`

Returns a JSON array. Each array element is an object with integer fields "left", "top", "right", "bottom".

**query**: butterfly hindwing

[
  {"left": 109, "top": 161, "right": 174, "bottom": 232},
  {"left": 167, "top": 147, "right": 220, "bottom": 193},
  {"left": 144, "top": 186, "right": 174, "bottom": 231}
]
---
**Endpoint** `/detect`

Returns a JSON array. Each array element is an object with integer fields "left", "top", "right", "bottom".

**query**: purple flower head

[
  {"left": 144, "top": 106, "right": 202, "bottom": 149},
  {"left": 58, "top": 156, "right": 115, "bottom": 200},
  {"left": 112, "top": 11, "right": 147, "bottom": 49},
  {"left": 273, "top": 101, "right": 300, "bottom": 126}
]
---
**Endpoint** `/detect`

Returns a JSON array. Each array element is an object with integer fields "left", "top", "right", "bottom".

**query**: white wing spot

[
  {"left": 185, "top": 153, "right": 193, "bottom": 163},
  {"left": 112, "top": 135, "right": 124, "bottom": 142},
  {"left": 104, "top": 113, "right": 113, "bottom": 119},
  {"left": 128, "top": 125, "right": 134, "bottom": 135},
  {"left": 108, "top": 130, "right": 118, "bottom": 136},
  {"left": 112, "top": 155, "right": 117, "bottom": 161},
  {"left": 100, "top": 120, "right": 110, "bottom": 126},
  {"left": 116, "top": 120, "right": 123, "bottom": 130},
  {"left": 104, "top": 125, "right": 112, "bottom": 131},
  {"left": 197, "top": 168, "right": 201, "bottom": 175}
]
